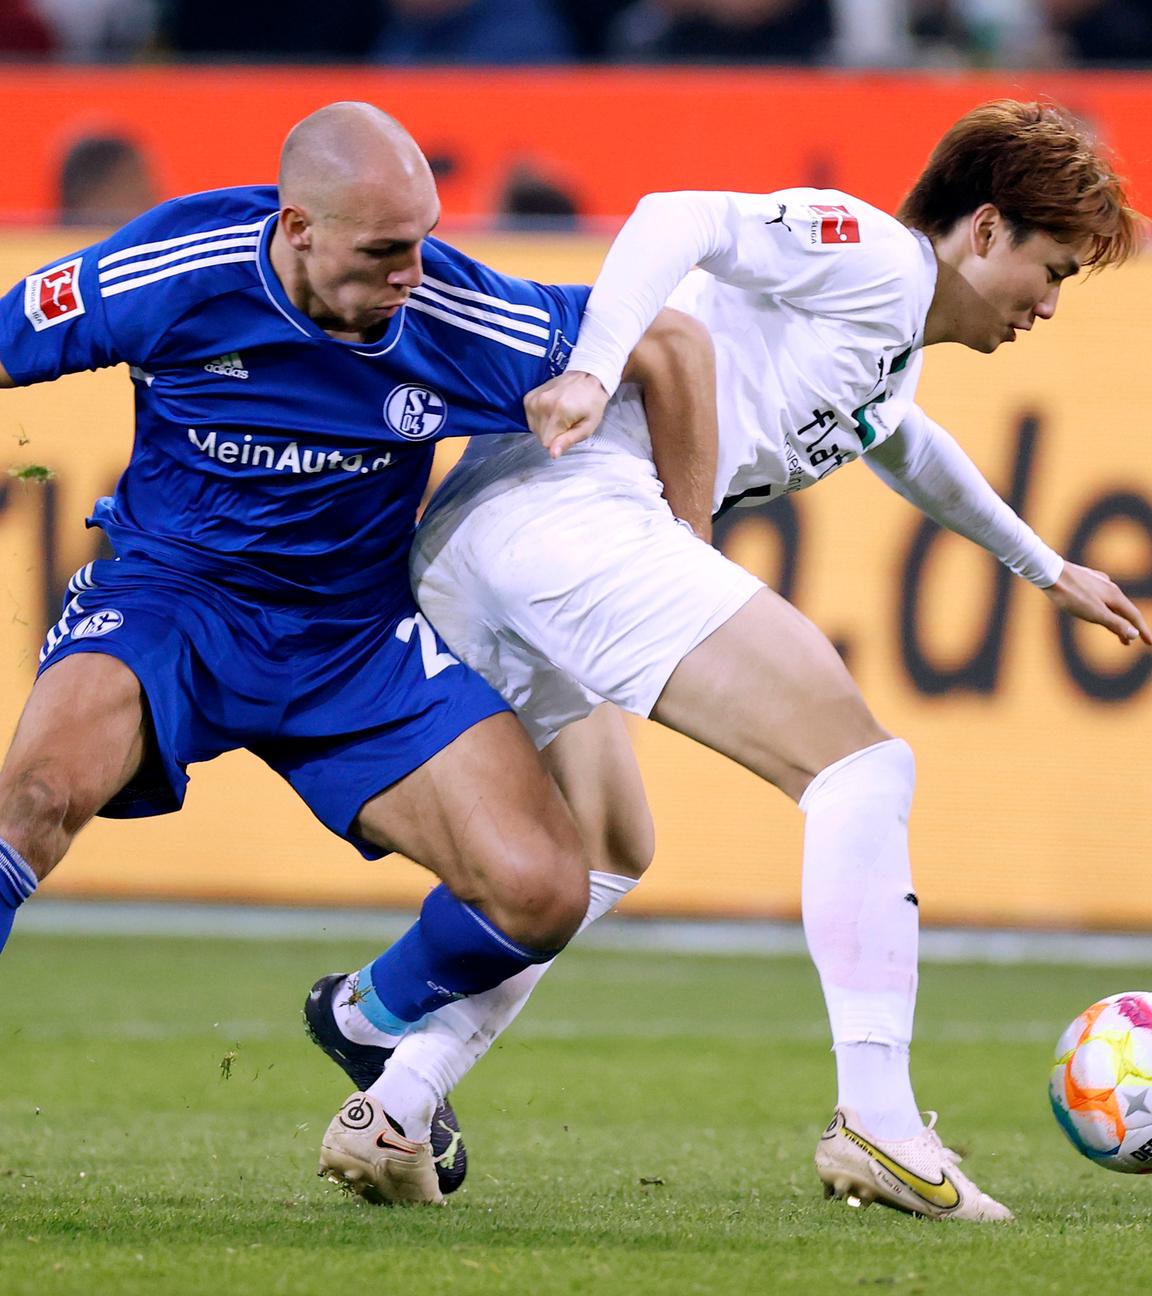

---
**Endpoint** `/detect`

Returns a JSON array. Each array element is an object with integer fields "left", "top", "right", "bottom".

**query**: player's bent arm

[
  {"left": 523, "top": 369, "right": 611, "bottom": 459},
  {"left": 525, "top": 306, "right": 720, "bottom": 476},
  {"left": 868, "top": 408, "right": 1150, "bottom": 646},
  {"left": 621, "top": 308, "right": 718, "bottom": 542},
  {"left": 0, "top": 358, "right": 15, "bottom": 388},
  {"left": 566, "top": 192, "right": 736, "bottom": 399}
]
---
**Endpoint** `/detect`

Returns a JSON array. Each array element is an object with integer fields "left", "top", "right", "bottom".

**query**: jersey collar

[
  {"left": 255, "top": 213, "right": 407, "bottom": 356},
  {"left": 909, "top": 230, "right": 938, "bottom": 351}
]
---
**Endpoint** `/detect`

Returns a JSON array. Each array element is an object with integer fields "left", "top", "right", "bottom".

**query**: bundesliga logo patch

[
  {"left": 805, "top": 205, "right": 861, "bottom": 248},
  {"left": 24, "top": 257, "right": 86, "bottom": 331}
]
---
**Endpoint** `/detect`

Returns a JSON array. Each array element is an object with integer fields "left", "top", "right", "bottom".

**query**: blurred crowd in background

[{"left": 1, "top": 0, "right": 1150, "bottom": 68}]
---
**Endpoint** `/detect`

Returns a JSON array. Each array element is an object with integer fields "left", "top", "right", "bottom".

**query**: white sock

[
  {"left": 800, "top": 739, "right": 924, "bottom": 1141},
  {"left": 330, "top": 973, "right": 405, "bottom": 1049},
  {"left": 380, "top": 869, "right": 640, "bottom": 1132},
  {"left": 832, "top": 1043, "right": 919, "bottom": 1142},
  {"left": 366, "top": 1062, "right": 439, "bottom": 1142}
]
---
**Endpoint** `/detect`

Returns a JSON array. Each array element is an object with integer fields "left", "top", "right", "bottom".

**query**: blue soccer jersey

[{"left": 0, "top": 186, "right": 588, "bottom": 610}]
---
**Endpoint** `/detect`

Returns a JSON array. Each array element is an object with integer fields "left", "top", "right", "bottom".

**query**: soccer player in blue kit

[{"left": 0, "top": 102, "right": 712, "bottom": 1205}]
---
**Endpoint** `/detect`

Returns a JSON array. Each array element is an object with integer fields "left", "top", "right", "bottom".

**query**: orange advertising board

[
  {"left": 0, "top": 230, "right": 1150, "bottom": 929},
  {"left": 1, "top": 67, "right": 1151, "bottom": 224}
]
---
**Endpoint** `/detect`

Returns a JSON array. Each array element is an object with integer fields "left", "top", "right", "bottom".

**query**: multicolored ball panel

[{"left": 1049, "top": 992, "right": 1152, "bottom": 1174}]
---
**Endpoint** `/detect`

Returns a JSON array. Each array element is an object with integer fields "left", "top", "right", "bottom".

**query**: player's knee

[
  {"left": 801, "top": 737, "right": 916, "bottom": 817},
  {"left": 0, "top": 768, "right": 72, "bottom": 862},
  {"left": 600, "top": 806, "right": 655, "bottom": 880},
  {"left": 488, "top": 840, "right": 589, "bottom": 950}
]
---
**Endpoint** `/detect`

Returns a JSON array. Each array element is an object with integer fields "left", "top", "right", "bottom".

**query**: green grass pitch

[{"left": 1, "top": 930, "right": 1149, "bottom": 1295}]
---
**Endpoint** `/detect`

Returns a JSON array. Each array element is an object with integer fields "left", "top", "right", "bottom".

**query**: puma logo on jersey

[
  {"left": 764, "top": 203, "right": 791, "bottom": 232},
  {"left": 204, "top": 351, "right": 249, "bottom": 379}
]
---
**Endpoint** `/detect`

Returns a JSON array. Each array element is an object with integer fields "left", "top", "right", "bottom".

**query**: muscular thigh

[
  {"left": 0, "top": 653, "right": 149, "bottom": 833},
  {"left": 353, "top": 711, "right": 585, "bottom": 915},
  {"left": 652, "top": 587, "right": 889, "bottom": 802}
]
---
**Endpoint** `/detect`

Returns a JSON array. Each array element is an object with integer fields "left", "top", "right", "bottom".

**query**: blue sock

[
  {"left": 0, "top": 838, "right": 37, "bottom": 954},
  {"left": 355, "top": 884, "right": 562, "bottom": 1035}
]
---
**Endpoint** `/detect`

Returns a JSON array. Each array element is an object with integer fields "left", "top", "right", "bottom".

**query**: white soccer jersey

[
  {"left": 572, "top": 188, "right": 935, "bottom": 513},
  {"left": 413, "top": 186, "right": 1061, "bottom": 745},
  {"left": 428, "top": 189, "right": 935, "bottom": 525},
  {"left": 421, "top": 187, "right": 1059, "bottom": 589}
]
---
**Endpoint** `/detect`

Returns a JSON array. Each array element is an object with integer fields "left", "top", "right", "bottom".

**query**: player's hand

[
  {"left": 1042, "top": 562, "right": 1152, "bottom": 647},
  {"left": 524, "top": 371, "right": 610, "bottom": 459}
]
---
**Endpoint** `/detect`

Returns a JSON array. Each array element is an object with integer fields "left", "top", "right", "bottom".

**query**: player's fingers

[
  {"left": 1087, "top": 602, "right": 1138, "bottom": 645},
  {"left": 533, "top": 410, "right": 570, "bottom": 449},
  {"left": 528, "top": 405, "right": 558, "bottom": 438},
  {"left": 549, "top": 431, "right": 577, "bottom": 459},
  {"left": 1062, "top": 567, "right": 1151, "bottom": 645},
  {"left": 549, "top": 422, "right": 591, "bottom": 458},
  {"left": 524, "top": 391, "right": 562, "bottom": 438},
  {"left": 1107, "top": 591, "right": 1151, "bottom": 645},
  {"left": 1057, "top": 584, "right": 1132, "bottom": 644}
]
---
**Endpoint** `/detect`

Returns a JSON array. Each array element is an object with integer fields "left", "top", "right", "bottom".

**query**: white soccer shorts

[{"left": 411, "top": 451, "right": 763, "bottom": 748}]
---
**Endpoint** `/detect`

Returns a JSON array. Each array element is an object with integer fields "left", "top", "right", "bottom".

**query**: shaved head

[
  {"left": 279, "top": 101, "right": 435, "bottom": 221},
  {"left": 269, "top": 101, "right": 440, "bottom": 340}
]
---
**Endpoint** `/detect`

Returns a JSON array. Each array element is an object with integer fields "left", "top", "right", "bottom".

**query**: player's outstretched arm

[
  {"left": 621, "top": 308, "right": 717, "bottom": 541},
  {"left": 1042, "top": 564, "right": 1151, "bottom": 647},
  {"left": 867, "top": 408, "right": 1149, "bottom": 646},
  {"left": 867, "top": 406, "right": 1062, "bottom": 584}
]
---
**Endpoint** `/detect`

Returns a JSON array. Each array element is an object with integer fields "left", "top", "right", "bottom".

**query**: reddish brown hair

[{"left": 898, "top": 100, "right": 1144, "bottom": 269}]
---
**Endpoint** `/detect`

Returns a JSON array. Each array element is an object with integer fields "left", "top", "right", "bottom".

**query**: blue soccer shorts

[{"left": 36, "top": 557, "right": 511, "bottom": 858}]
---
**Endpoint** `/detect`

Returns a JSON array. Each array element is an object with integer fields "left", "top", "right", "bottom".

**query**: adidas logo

[{"left": 204, "top": 351, "right": 249, "bottom": 379}]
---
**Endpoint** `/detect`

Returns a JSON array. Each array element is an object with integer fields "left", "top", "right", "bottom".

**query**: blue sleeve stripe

[
  {"left": 101, "top": 251, "right": 258, "bottom": 299},
  {"left": 100, "top": 235, "right": 261, "bottom": 285},
  {"left": 98, "top": 219, "right": 267, "bottom": 269},
  {"left": 419, "top": 272, "right": 551, "bottom": 322},
  {"left": 410, "top": 283, "right": 550, "bottom": 340},
  {"left": 406, "top": 298, "right": 547, "bottom": 357}
]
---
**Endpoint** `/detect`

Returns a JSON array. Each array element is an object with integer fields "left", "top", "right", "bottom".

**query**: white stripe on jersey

[
  {"left": 418, "top": 274, "right": 551, "bottom": 322},
  {"left": 100, "top": 251, "right": 258, "bottom": 298},
  {"left": 67, "top": 562, "right": 95, "bottom": 594},
  {"left": 405, "top": 298, "right": 547, "bottom": 357},
  {"left": 99, "top": 235, "right": 261, "bottom": 284},
  {"left": 39, "top": 595, "right": 84, "bottom": 664},
  {"left": 97, "top": 220, "right": 267, "bottom": 269},
  {"left": 410, "top": 283, "right": 550, "bottom": 340}
]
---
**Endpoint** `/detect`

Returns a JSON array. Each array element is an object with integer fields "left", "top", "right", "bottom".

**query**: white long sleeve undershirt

[
  {"left": 568, "top": 192, "right": 735, "bottom": 396},
  {"left": 866, "top": 405, "right": 1063, "bottom": 588}
]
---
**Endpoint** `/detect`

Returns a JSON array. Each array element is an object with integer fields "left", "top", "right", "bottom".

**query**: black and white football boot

[{"left": 304, "top": 972, "right": 467, "bottom": 1195}]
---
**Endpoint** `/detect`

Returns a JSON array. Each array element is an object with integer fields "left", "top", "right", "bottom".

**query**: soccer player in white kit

[{"left": 388, "top": 101, "right": 1146, "bottom": 1219}]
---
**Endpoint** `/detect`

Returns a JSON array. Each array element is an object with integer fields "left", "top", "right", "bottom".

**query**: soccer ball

[{"left": 1049, "top": 991, "right": 1152, "bottom": 1173}]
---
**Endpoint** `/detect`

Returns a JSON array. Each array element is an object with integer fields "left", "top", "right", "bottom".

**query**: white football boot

[
  {"left": 318, "top": 1092, "right": 444, "bottom": 1206},
  {"left": 816, "top": 1107, "right": 1014, "bottom": 1222}
]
